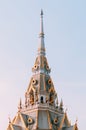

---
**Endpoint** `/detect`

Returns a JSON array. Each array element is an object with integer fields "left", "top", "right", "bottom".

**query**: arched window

[{"left": 40, "top": 96, "right": 43, "bottom": 103}]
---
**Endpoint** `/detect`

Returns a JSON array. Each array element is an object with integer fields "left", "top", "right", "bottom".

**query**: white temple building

[{"left": 7, "top": 10, "right": 78, "bottom": 130}]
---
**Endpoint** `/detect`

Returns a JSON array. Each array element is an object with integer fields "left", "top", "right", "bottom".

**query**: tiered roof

[{"left": 7, "top": 10, "right": 78, "bottom": 130}]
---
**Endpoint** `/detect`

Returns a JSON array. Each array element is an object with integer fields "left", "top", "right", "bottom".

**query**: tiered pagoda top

[{"left": 7, "top": 10, "right": 78, "bottom": 130}]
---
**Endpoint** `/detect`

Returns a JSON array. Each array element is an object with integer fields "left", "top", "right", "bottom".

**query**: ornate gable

[{"left": 12, "top": 113, "right": 27, "bottom": 128}]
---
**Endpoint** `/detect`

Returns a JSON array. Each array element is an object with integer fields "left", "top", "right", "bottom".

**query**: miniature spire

[
  {"left": 8, "top": 115, "right": 11, "bottom": 124},
  {"left": 38, "top": 9, "right": 45, "bottom": 56},
  {"left": 56, "top": 97, "right": 58, "bottom": 107},
  {"left": 60, "top": 99, "right": 63, "bottom": 110},
  {"left": 18, "top": 98, "right": 22, "bottom": 110},
  {"left": 75, "top": 118, "right": 78, "bottom": 124},
  {"left": 25, "top": 92, "right": 28, "bottom": 107},
  {"left": 74, "top": 119, "right": 78, "bottom": 130}
]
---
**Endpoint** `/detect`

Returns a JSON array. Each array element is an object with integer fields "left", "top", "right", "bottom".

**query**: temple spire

[
  {"left": 8, "top": 116, "right": 11, "bottom": 124},
  {"left": 38, "top": 9, "right": 45, "bottom": 56},
  {"left": 18, "top": 98, "right": 22, "bottom": 111}
]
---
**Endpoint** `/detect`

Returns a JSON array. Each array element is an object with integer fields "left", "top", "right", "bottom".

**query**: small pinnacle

[
  {"left": 20, "top": 98, "right": 22, "bottom": 105},
  {"left": 60, "top": 99, "right": 63, "bottom": 110},
  {"left": 60, "top": 99, "right": 63, "bottom": 106},
  {"left": 75, "top": 119, "right": 78, "bottom": 130},
  {"left": 75, "top": 118, "right": 78, "bottom": 124},
  {"left": 56, "top": 98, "right": 58, "bottom": 105},
  {"left": 8, "top": 116, "right": 11, "bottom": 124},
  {"left": 18, "top": 98, "right": 22, "bottom": 110}
]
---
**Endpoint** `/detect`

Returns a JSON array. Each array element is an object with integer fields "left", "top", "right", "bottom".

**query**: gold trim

[
  {"left": 44, "top": 75, "right": 46, "bottom": 91},
  {"left": 28, "top": 84, "right": 35, "bottom": 94},
  {"left": 12, "top": 113, "right": 26, "bottom": 128},
  {"left": 65, "top": 112, "right": 71, "bottom": 126},
  {"left": 7, "top": 124, "right": 14, "bottom": 130},
  {"left": 36, "top": 110, "right": 38, "bottom": 129},
  {"left": 59, "top": 114, "right": 65, "bottom": 130},
  {"left": 11, "top": 124, "right": 15, "bottom": 130},
  {"left": 20, "top": 113, "right": 27, "bottom": 128},
  {"left": 47, "top": 111, "right": 52, "bottom": 129}
]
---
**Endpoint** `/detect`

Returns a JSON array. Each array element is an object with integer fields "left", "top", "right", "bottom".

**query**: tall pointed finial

[
  {"left": 38, "top": 9, "right": 45, "bottom": 56},
  {"left": 18, "top": 98, "right": 22, "bottom": 111},
  {"left": 8, "top": 115, "right": 11, "bottom": 124},
  {"left": 75, "top": 118, "right": 78, "bottom": 125},
  {"left": 60, "top": 99, "right": 63, "bottom": 111},
  {"left": 41, "top": 9, "right": 43, "bottom": 16},
  {"left": 40, "top": 9, "right": 44, "bottom": 37},
  {"left": 75, "top": 118, "right": 78, "bottom": 130}
]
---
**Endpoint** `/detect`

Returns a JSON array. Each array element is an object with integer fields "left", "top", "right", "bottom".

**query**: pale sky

[{"left": 0, "top": 1, "right": 86, "bottom": 130}]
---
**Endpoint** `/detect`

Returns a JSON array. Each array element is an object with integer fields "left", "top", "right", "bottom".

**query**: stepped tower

[{"left": 7, "top": 10, "right": 78, "bottom": 130}]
